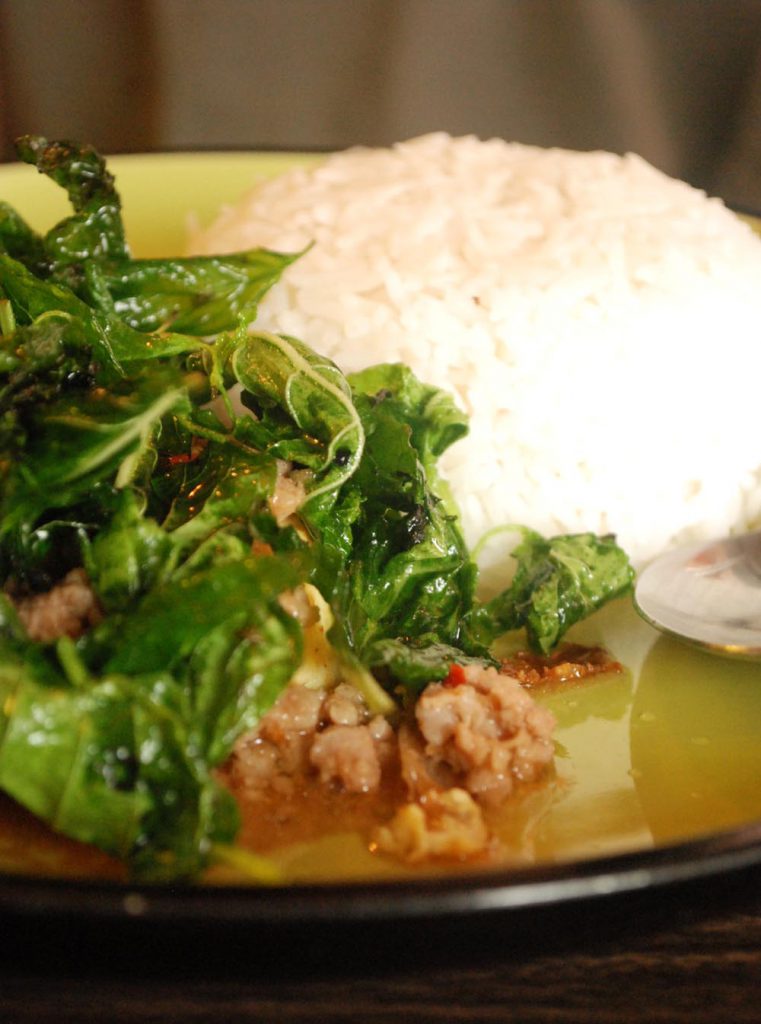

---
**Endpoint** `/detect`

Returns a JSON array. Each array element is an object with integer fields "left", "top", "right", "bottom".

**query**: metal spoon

[{"left": 634, "top": 530, "right": 761, "bottom": 659}]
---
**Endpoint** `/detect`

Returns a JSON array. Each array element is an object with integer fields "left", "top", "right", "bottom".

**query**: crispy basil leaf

[
  {"left": 0, "top": 254, "right": 211, "bottom": 370},
  {"left": 9, "top": 137, "right": 301, "bottom": 337},
  {"left": 0, "top": 548, "right": 304, "bottom": 879},
  {"left": 465, "top": 529, "right": 635, "bottom": 654},
  {"left": 84, "top": 490, "right": 173, "bottom": 613},
  {"left": 0, "top": 373, "right": 188, "bottom": 539},
  {"left": 15, "top": 134, "right": 128, "bottom": 273},
  {"left": 306, "top": 363, "right": 477, "bottom": 662},
  {"left": 0, "top": 201, "right": 48, "bottom": 274},
  {"left": 100, "top": 249, "right": 303, "bottom": 336},
  {"left": 364, "top": 635, "right": 492, "bottom": 691},
  {"left": 0, "top": 601, "right": 236, "bottom": 879},
  {"left": 348, "top": 362, "right": 468, "bottom": 469},
  {"left": 233, "top": 330, "right": 364, "bottom": 501}
]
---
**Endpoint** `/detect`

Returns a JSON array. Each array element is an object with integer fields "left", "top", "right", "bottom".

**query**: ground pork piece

[
  {"left": 227, "top": 684, "right": 323, "bottom": 799},
  {"left": 310, "top": 690, "right": 395, "bottom": 794},
  {"left": 323, "top": 682, "right": 370, "bottom": 727},
  {"left": 367, "top": 713, "right": 397, "bottom": 771},
  {"left": 415, "top": 664, "right": 555, "bottom": 806},
  {"left": 257, "top": 683, "right": 324, "bottom": 772},
  {"left": 226, "top": 735, "right": 294, "bottom": 798},
  {"left": 397, "top": 721, "right": 456, "bottom": 800},
  {"left": 310, "top": 723, "right": 382, "bottom": 793},
  {"left": 269, "top": 460, "right": 307, "bottom": 526},
  {"left": 13, "top": 568, "right": 102, "bottom": 643},
  {"left": 373, "top": 788, "right": 490, "bottom": 863},
  {"left": 228, "top": 681, "right": 394, "bottom": 799}
]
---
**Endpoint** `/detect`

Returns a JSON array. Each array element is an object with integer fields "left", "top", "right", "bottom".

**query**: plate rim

[{"left": 3, "top": 816, "right": 761, "bottom": 925}]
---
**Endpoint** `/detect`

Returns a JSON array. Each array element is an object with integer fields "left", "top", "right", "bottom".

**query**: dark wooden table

[{"left": 2, "top": 860, "right": 761, "bottom": 1023}]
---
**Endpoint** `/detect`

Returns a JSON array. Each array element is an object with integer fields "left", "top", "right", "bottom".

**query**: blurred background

[{"left": 1, "top": 0, "right": 760, "bottom": 207}]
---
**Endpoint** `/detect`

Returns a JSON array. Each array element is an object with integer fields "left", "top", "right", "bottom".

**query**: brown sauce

[
  {"left": 233, "top": 765, "right": 408, "bottom": 856},
  {"left": 501, "top": 643, "right": 624, "bottom": 689},
  {"left": 0, "top": 793, "right": 124, "bottom": 881}
]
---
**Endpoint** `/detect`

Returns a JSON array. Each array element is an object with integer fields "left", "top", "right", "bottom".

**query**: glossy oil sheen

[{"left": 0, "top": 154, "right": 760, "bottom": 885}]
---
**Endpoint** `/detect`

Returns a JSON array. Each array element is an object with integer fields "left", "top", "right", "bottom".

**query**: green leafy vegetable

[
  {"left": 97, "top": 249, "right": 305, "bottom": 336},
  {"left": 0, "top": 201, "right": 48, "bottom": 273},
  {"left": 341, "top": 394, "right": 474, "bottom": 646},
  {"left": 9, "top": 135, "right": 301, "bottom": 336},
  {"left": 364, "top": 635, "right": 489, "bottom": 691},
  {"left": 0, "top": 368, "right": 188, "bottom": 539},
  {"left": 349, "top": 362, "right": 468, "bottom": 472},
  {"left": 0, "top": 598, "right": 234, "bottom": 879},
  {"left": 464, "top": 529, "right": 635, "bottom": 654},
  {"left": 0, "top": 253, "right": 210, "bottom": 371},
  {"left": 15, "top": 134, "right": 128, "bottom": 272},
  {"left": 233, "top": 330, "right": 364, "bottom": 501},
  {"left": 0, "top": 550, "right": 304, "bottom": 880}
]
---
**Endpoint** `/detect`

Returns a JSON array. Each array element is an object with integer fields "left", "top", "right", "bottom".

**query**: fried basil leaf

[
  {"left": 465, "top": 529, "right": 635, "bottom": 654},
  {"left": 0, "top": 549, "right": 304, "bottom": 880},
  {"left": 305, "top": 363, "right": 477, "bottom": 664},
  {"left": 233, "top": 330, "right": 364, "bottom": 501},
  {"left": 10, "top": 136, "right": 301, "bottom": 336}
]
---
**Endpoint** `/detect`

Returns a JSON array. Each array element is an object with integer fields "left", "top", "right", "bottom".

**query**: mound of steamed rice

[{"left": 190, "top": 133, "right": 761, "bottom": 589}]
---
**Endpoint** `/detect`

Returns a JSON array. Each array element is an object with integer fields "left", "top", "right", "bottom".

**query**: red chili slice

[{"left": 443, "top": 663, "right": 467, "bottom": 688}]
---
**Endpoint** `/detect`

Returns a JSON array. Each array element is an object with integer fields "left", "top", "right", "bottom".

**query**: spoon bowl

[{"left": 634, "top": 530, "right": 761, "bottom": 659}]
